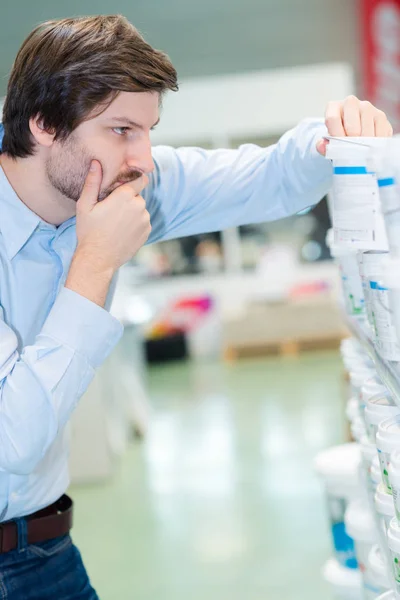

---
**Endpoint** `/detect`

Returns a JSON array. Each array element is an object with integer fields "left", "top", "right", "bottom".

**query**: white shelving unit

[{"left": 345, "top": 315, "right": 400, "bottom": 406}]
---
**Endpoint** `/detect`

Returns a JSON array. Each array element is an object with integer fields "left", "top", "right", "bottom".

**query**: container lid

[
  {"left": 368, "top": 544, "right": 390, "bottom": 589},
  {"left": 322, "top": 557, "right": 362, "bottom": 591},
  {"left": 314, "top": 444, "right": 361, "bottom": 493},
  {"left": 371, "top": 456, "right": 382, "bottom": 486},
  {"left": 326, "top": 136, "right": 387, "bottom": 161},
  {"left": 374, "top": 138, "right": 400, "bottom": 180},
  {"left": 388, "top": 517, "right": 400, "bottom": 554},
  {"left": 362, "top": 379, "right": 394, "bottom": 405},
  {"left": 326, "top": 228, "right": 334, "bottom": 249},
  {"left": 375, "top": 593, "right": 396, "bottom": 600},
  {"left": 345, "top": 499, "right": 377, "bottom": 543},
  {"left": 361, "top": 251, "right": 390, "bottom": 276},
  {"left": 340, "top": 338, "right": 364, "bottom": 358},
  {"left": 351, "top": 417, "right": 367, "bottom": 442},
  {"left": 344, "top": 357, "right": 374, "bottom": 373},
  {"left": 362, "top": 251, "right": 390, "bottom": 263},
  {"left": 330, "top": 244, "right": 359, "bottom": 259},
  {"left": 375, "top": 483, "right": 396, "bottom": 517},
  {"left": 365, "top": 396, "right": 400, "bottom": 426},
  {"left": 377, "top": 416, "right": 400, "bottom": 453},
  {"left": 390, "top": 449, "right": 400, "bottom": 471},
  {"left": 383, "top": 257, "right": 400, "bottom": 289},
  {"left": 360, "top": 435, "right": 378, "bottom": 463},
  {"left": 350, "top": 370, "right": 378, "bottom": 390},
  {"left": 346, "top": 397, "right": 360, "bottom": 423}
]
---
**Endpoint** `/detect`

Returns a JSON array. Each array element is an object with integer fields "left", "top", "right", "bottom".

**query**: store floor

[{"left": 70, "top": 350, "right": 346, "bottom": 600}]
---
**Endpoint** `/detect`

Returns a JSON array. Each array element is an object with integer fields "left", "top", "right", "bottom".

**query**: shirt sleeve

[
  {"left": 145, "top": 118, "right": 332, "bottom": 243},
  {"left": 0, "top": 287, "right": 123, "bottom": 476}
]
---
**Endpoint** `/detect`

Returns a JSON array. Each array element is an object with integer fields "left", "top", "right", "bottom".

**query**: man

[{"left": 0, "top": 13, "right": 392, "bottom": 600}]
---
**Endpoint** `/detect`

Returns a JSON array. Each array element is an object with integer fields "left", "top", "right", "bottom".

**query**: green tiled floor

[{"left": 70, "top": 351, "right": 346, "bottom": 600}]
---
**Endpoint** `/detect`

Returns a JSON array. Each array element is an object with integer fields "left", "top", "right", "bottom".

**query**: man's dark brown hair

[{"left": 2, "top": 14, "right": 178, "bottom": 158}]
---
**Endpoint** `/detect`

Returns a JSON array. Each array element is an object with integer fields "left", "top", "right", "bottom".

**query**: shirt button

[{"left": 10, "top": 492, "right": 18, "bottom": 500}]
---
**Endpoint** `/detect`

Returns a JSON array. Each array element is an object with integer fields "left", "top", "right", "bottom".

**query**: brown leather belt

[{"left": 0, "top": 495, "right": 73, "bottom": 554}]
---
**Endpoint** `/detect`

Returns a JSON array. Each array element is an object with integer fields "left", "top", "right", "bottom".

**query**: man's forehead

[{"left": 102, "top": 90, "right": 160, "bottom": 123}]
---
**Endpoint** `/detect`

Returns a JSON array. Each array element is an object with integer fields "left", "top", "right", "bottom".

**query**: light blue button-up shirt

[{"left": 0, "top": 119, "right": 332, "bottom": 520}]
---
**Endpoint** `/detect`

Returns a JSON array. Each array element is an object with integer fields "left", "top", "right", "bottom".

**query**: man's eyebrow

[{"left": 109, "top": 116, "right": 160, "bottom": 130}]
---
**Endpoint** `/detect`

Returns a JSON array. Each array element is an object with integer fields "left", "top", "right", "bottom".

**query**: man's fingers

[
  {"left": 316, "top": 139, "right": 329, "bottom": 156},
  {"left": 374, "top": 109, "right": 392, "bottom": 136},
  {"left": 123, "top": 174, "right": 149, "bottom": 196},
  {"left": 78, "top": 160, "right": 103, "bottom": 211},
  {"left": 360, "top": 101, "right": 375, "bottom": 136},
  {"left": 342, "top": 95, "right": 362, "bottom": 136},
  {"left": 325, "top": 101, "right": 346, "bottom": 137},
  {"left": 324, "top": 96, "right": 393, "bottom": 142}
]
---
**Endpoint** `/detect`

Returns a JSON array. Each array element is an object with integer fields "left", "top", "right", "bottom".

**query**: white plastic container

[
  {"left": 375, "top": 483, "right": 396, "bottom": 540},
  {"left": 326, "top": 137, "right": 389, "bottom": 251},
  {"left": 375, "top": 138, "right": 400, "bottom": 258},
  {"left": 385, "top": 257, "right": 400, "bottom": 350},
  {"left": 347, "top": 397, "right": 360, "bottom": 424},
  {"left": 367, "top": 545, "right": 391, "bottom": 599},
  {"left": 364, "top": 386, "right": 400, "bottom": 444},
  {"left": 359, "top": 251, "right": 390, "bottom": 336},
  {"left": 340, "top": 338, "right": 372, "bottom": 372},
  {"left": 389, "top": 450, "right": 400, "bottom": 525},
  {"left": 327, "top": 229, "right": 365, "bottom": 317},
  {"left": 368, "top": 256, "right": 400, "bottom": 361},
  {"left": 375, "top": 592, "right": 395, "bottom": 600},
  {"left": 323, "top": 558, "right": 363, "bottom": 600},
  {"left": 371, "top": 456, "right": 383, "bottom": 491},
  {"left": 376, "top": 416, "right": 400, "bottom": 493},
  {"left": 351, "top": 417, "right": 367, "bottom": 443},
  {"left": 345, "top": 500, "right": 378, "bottom": 598},
  {"left": 387, "top": 517, "right": 400, "bottom": 595},
  {"left": 350, "top": 371, "right": 379, "bottom": 417},
  {"left": 359, "top": 436, "right": 379, "bottom": 508},
  {"left": 314, "top": 444, "right": 361, "bottom": 568},
  {"left": 330, "top": 243, "right": 365, "bottom": 317}
]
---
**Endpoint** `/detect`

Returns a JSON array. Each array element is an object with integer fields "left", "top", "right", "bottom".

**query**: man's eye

[{"left": 113, "top": 127, "right": 129, "bottom": 136}]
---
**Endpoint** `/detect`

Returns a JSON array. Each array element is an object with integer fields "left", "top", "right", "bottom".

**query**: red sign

[{"left": 361, "top": 0, "right": 400, "bottom": 131}]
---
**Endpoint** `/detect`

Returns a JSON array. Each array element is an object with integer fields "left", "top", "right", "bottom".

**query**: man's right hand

[
  {"left": 75, "top": 160, "right": 151, "bottom": 272},
  {"left": 65, "top": 160, "right": 152, "bottom": 307}
]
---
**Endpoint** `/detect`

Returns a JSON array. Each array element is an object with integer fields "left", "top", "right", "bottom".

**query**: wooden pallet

[{"left": 223, "top": 334, "right": 344, "bottom": 362}]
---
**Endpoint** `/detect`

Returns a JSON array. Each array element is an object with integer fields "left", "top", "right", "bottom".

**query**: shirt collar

[{"left": 0, "top": 165, "right": 42, "bottom": 260}]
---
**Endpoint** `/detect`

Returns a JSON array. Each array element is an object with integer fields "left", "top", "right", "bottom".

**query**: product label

[
  {"left": 393, "top": 485, "right": 400, "bottom": 523},
  {"left": 384, "top": 206, "right": 400, "bottom": 255},
  {"left": 327, "top": 495, "right": 358, "bottom": 568},
  {"left": 391, "top": 551, "right": 400, "bottom": 595},
  {"left": 378, "top": 449, "right": 392, "bottom": 493},
  {"left": 370, "top": 281, "right": 400, "bottom": 360},
  {"left": 367, "top": 422, "right": 378, "bottom": 444},
  {"left": 341, "top": 274, "right": 365, "bottom": 315},
  {"left": 339, "top": 254, "right": 365, "bottom": 316},
  {"left": 332, "top": 172, "right": 378, "bottom": 242}
]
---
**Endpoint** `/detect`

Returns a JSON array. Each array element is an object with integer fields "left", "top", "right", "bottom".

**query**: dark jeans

[{"left": 0, "top": 518, "right": 99, "bottom": 599}]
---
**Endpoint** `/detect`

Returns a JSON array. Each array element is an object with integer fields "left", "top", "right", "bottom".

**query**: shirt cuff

[{"left": 41, "top": 287, "right": 124, "bottom": 368}]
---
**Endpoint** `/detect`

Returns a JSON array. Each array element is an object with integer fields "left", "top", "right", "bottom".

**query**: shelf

[{"left": 345, "top": 315, "right": 400, "bottom": 405}]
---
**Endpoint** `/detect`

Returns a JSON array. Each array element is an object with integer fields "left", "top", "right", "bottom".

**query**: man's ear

[{"left": 29, "top": 116, "right": 55, "bottom": 148}]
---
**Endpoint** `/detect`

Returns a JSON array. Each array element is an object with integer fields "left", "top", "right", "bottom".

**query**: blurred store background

[{"left": 1, "top": 1, "right": 400, "bottom": 599}]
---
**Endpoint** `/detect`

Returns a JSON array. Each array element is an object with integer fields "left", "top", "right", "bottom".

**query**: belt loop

[{"left": 15, "top": 517, "right": 28, "bottom": 553}]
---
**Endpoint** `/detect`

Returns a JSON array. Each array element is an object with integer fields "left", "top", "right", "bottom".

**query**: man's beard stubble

[{"left": 45, "top": 133, "right": 143, "bottom": 203}]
